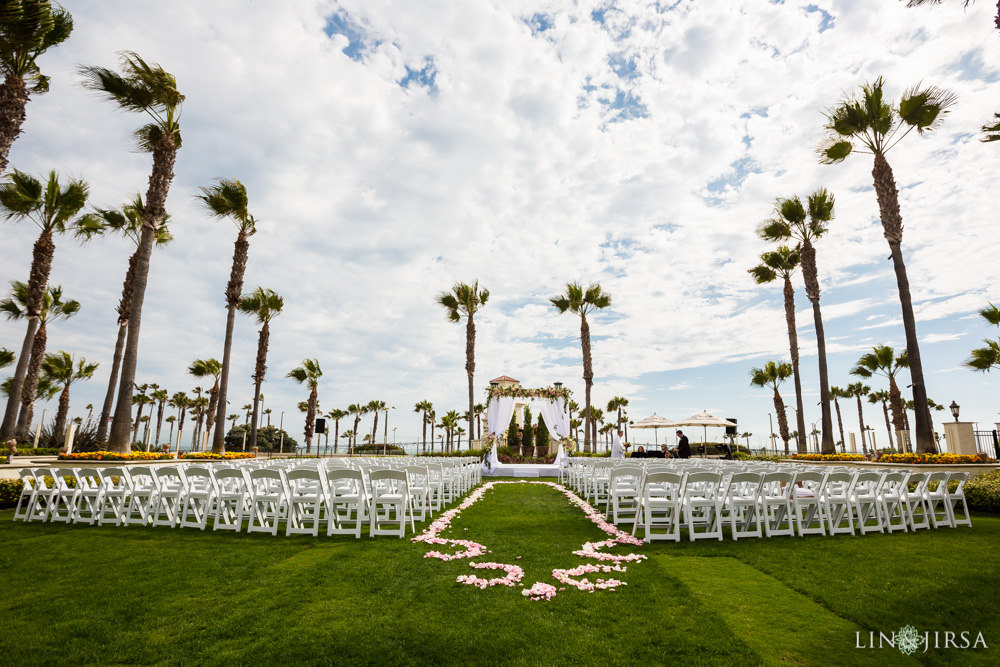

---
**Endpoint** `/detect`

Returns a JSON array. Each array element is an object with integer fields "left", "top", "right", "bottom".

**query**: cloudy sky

[{"left": 2, "top": 0, "right": 998, "bottom": 450}]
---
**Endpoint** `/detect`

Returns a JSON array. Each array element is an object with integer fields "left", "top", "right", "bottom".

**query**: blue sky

[{"left": 1, "top": 0, "right": 998, "bottom": 449}]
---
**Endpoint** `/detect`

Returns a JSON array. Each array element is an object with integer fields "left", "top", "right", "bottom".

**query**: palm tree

[
  {"left": 456, "top": 425, "right": 465, "bottom": 450},
  {"left": 190, "top": 395, "right": 209, "bottom": 449},
  {"left": 740, "top": 431, "right": 753, "bottom": 449},
  {"left": 347, "top": 403, "right": 364, "bottom": 449},
  {"left": 436, "top": 280, "right": 489, "bottom": 442},
  {"left": 850, "top": 345, "right": 909, "bottom": 452},
  {"left": 757, "top": 190, "right": 837, "bottom": 453},
  {"left": 80, "top": 51, "right": 184, "bottom": 453},
  {"left": 165, "top": 414, "right": 176, "bottom": 445},
  {"left": 264, "top": 408, "right": 272, "bottom": 427},
  {"left": 1, "top": 282, "right": 80, "bottom": 437},
  {"left": 588, "top": 406, "right": 604, "bottom": 451},
  {"left": 964, "top": 303, "right": 1000, "bottom": 372},
  {"left": 427, "top": 409, "right": 436, "bottom": 453},
  {"left": 131, "top": 389, "right": 153, "bottom": 446},
  {"left": 550, "top": 282, "right": 611, "bottom": 453},
  {"left": 237, "top": 286, "right": 283, "bottom": 450},
  {"left": 150, "top": 386, "right": 168, "bottom": 447},
  {"left": 287, "top": 359, "right": 322, "bottom": 453},
  {"left": 168, "top": 391, "right": 189, "bottom": 449},
  {"left": 474, "top": 402, "right": 485, "bottom": 442},
  {"left": 0, "top": 170, "right": 95, "bottom": 439},
  {"left": 819, "top": 77, "right": 955, "bottom": 454},
  {"left": 0, "top": 1, "right": 74, "bottom": 173},
  {"left": 607, "top": 396, "right": 629, "bottom": 431},
  {"left": 983, "top": 113, "right": 1000, "bottom": 142},
  {"left": 414, "top": 400, "right": 432, "bottom": 453},
  {"left": 340, "top": 430, "right": 354, "bottom": 451},
  {"left": 441, "top": 410, "right": 461, "bottom": 452},
  {"left": 188, "top": 358, "right": 221, "bottom": 444},
  {"left": 845, "top": 382, "right": 871, "bottom": 455},
  {"left": 749, "top": 245, "right": 807, "bottom": 452},
  {"left": 327, "top": 408, "right": 347, "bottom": 454},
  {"left": 92, "top": 196, "right": 172, "bottom": 442},
  {"left": 749, "top": 361, "right": 793, "bottom": 455},
  {"left": 197, "top": 178, "right": 257, "bottom": 452},
  {"left": 830, "top": 386, "right": 848, "bottom": 452},
  {"left": 228, "top": 413, "right": 238, "bottom": 431},
  {"left": 367, "top": 399, "right": 386, "bottom": 447},
  {"left": 41, "top": 351, "right": 97, "bottom": 440},
  {"left": 567, "top": 400, "right": 579, "bottom": 440},
  {"left": 868, "top": 389, "right": 895, "bottom": 449}
]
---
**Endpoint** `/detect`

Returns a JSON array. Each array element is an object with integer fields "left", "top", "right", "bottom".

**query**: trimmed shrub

[
  {"left": 536, "top": 415, "right": 550, "bottom": 451},
  {"left": 522, "top": 406, "right": 534, "bottom": 451},
  {"left": 0, "top": 478, "right": 23, "bottom": 508},
  {"left": 224, "top": 424, "right": 298, "bottom": 452},
  {"left": 418, "top": 448, "right": 485, "bottom": 458},
  {"left": 9, "top": 447, "right": 60, "bottom": 457},
  {"left": 790, "top": 453, "right": 867, "bottom": 462},
  {"left": 352, "top": 443, "right": 407, "bottom": 456},
  {"left": 506, "top": 414, "right": 520, "bottom": 450},
  {"left": 955, "top": 470, "right": 1000, "bottom": 514},
  {"left": 59, "top": 451, "right": 172, "bottom": 461}
]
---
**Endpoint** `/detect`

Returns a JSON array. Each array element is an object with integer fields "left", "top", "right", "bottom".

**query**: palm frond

[
  {"left": 981, "top": 113, "right": 1000, "bottom": 143},
  {"left": 963, "top": 339, "right": 1000, "bottom": 372},
  {"left": 980, "top": 303, "right": 1000, "bottom": 326},
  {"left": 898, "top": 83, "right": 958, "bottom": 133}
]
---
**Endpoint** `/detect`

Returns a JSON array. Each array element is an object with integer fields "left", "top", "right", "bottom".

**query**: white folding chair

[
  {"left": 633, "top": 471, "right": 685, "bottom": 542},
  {"left": 13, "top": 468, "right": 41, "bottom": 522},
  {"left": 945, "top": 472, "right": 971, "bottom": 528},
  {"left": 792, "top": 471, "right": 827, "bottom": 537},
  {"left": 180, "top": 466, "right": 217, "bottom": 530},
  {"left": 724, "top": 472, "right": 764, "bottom": 540},
  {"left": 369, "top": 469, "right": 413, "bottom": 538},
  {"left": 924, "top": 471, "right": 952, "bottom": 529},
  {"left": 97, "top": 467, "right": 132, "bottom": 526},
  {"left": 902, "top": 472, "right": 931, "bottom": 531},
  {"left": 850, "top": 471, "right": 885, "bottom": 535},
  {"left": 683, "top": 471, "right": 725, "bottom": 541},
  {"left": 759, "top": 472, "right": 795, "bottom": 538},
  {"left": 285, "top": 467, "right": 327, "bottom": 537},
  {"left": 327, "top": 469, "right": 369, "bottom": 539},
  {"left": 123, "top": 466, "right": 158, "bottom": 526},
  {"left": 46, "top": 468, "right": 81, "bottom": 523},
  {"left": 247, "top": 468, "right": 288, "bottom": 536},
  {"left": 22, "top": 468, "right": 56, "bottom": 522},
  {"left": 151, "top": 466, "right": 188, "bottom": 527},
  {"left": 404, "top": 465, "right": 432, "bottom": 522},
  {"left": 823, "top": 471, "right": 857, "bottom": 536},
  {"left": 213, "top": 468, "right": 252, "bottom": 532},
  {"left": 72, "top": 467, "right": 104, "bottom": 525},
  {"left": 607, "top": 465, "right": 642, "bottom": 525},
  {"left": 878, "top": 471, "right": 910, "bottom": 533}
]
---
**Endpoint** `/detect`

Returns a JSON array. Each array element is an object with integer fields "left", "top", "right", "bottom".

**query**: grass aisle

[{"left": 1, "top": 481, "right": 996, "bottom": 666}]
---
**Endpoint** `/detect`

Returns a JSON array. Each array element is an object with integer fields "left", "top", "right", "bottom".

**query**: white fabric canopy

[
  {"left": 487, "top": 397, "right": 518, "bottom": 436},
  {"left": 487, "top": 396, "right": 570, "bottom": 439},
  {"left": 537, "top": 397, "right": 570, "bottom": 439}
]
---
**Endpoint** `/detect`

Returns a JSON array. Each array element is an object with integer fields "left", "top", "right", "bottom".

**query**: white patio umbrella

[
  {"left": 673, "top": 410, "right": 737, "bottom": 457},
  {"left": 630, "top": 413, "right": 678, "bottom": 446}
]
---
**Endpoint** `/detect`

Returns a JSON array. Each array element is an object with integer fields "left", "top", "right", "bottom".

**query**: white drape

[
  {"left": 537, "top": 397, "right": 570, "bottom": 439},
  {"left": 487, "top": 397, "right": 517, "bottom": 436}
]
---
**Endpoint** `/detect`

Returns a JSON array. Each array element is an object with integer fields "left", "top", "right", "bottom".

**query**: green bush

[
  {"left": 418, "top": 448, "right": 485, "bottom": 458},
  {"left": 224, "top": 424, "right": 298, "bottom": 452},
  {"left": 522, "top": 406, "right": 534, "bottom": 451},
  {"left": 954, "top": 471, "right": 1000, "bottom": 514},
  {"left": 0, "top": 478, "right": 24, "bottom": 508},
  {"left": 9, "top": 447, "right": 60, "bottom": 457},
  {"left": 536, "top": 415, "right": 550, "bottom": 450},
  {"left": 351, "top": 443, "right": 407, "bottom": 456}
]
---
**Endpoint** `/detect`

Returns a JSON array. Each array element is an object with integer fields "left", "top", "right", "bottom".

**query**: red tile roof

[{"left": 490, "top": 375, "right": 520, "bottom": 383}]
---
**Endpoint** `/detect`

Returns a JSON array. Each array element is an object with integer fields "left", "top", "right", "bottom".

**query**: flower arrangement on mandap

[{"left": 485, "top": 384, "right": 572, "bottom": 401}]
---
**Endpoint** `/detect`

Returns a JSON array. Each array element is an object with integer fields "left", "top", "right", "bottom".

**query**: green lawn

[{"left": 1, "top": 480, "right": 996, "bottom": 666}]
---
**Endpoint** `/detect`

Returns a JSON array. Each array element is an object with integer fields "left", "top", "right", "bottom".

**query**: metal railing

[{"left": 973, "top": 430, "right": 1000, "bottom": 459}]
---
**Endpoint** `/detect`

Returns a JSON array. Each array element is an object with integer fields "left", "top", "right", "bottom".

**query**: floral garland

[
  {"left": 486, "top": 385, "right": 572, "bottom": 401},
  {"left": 412, "top": 480, "right": 646, "bottom": 601}
]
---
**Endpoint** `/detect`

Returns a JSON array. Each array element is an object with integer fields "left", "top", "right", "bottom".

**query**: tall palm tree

[
  {"left": 749, "top": 360, "right": 793, "bottom": 455},
  {"left": 237, "top": 286, "right": 283, "bottom": 450},
  {"left": 287, "top": 359, "right": 321, "bottom": 453},
  {"left": 436, "top": 280, "right": 489, "bottom": 442},
  {"left": 168, "top": 391, "right": 189, "bottom": 449},
  {"left": 0, "top": 1, "right": 74, "bottom": 173},
  {"left": 197, "top": 178, "right": 257, "bottom": 452},
  {"left": 567, "top": 400, "right": 579, "bottom": 441},
  {"left": 40, "top": 351, "right": 97, "bottom": 439},
  {"left": 441, "top": 410, "right": 461, "bottom": 452},
  {"left": 92, "top": 196, "right": 172, "bottom": 442},
  {"left": 131, "top": 389, "right": 153, "bottom": 446},
  {"left": 367, "top": 399, "right": 386, "bottom": 446},
  {"left": 607, "top": 396, "right": 629, "bottom": 431},
  {"left": 80, "top": 51, "right": 183, "bottom": 453},
  {"left": 964, "top": 303, "right": 1000, "bottom": 372},
  {"left": 845, "top": 382, "right": 871, "bottom": 455},
  {"left": 414, "top": 400, "right": 432, "bottom": 453},
  {"left": 550, "top": 282, "right": 611, "bottom": 453},
  {"left": 190, "top": 395, "right": 209, "bottom": 449},
  {"left": 1, "top": 282, "right": 80, "bottom": 436},
  {"left": 749, "top": 246, "right": 807, "bottom": 452},
  {"left": 589, "top": 406, "right": 604, "bottom": 451},
  {"left": 188, "top": 358, "right": 221, "bottom": 445},
  {"left": 819, "top": 77, "right": 955, "bottom": 453},
  {"left": 150, "top": 386, "right": 168, "bottom": 447},
  {"left": 830, "top": 386, "right": 848, "bottom": 452},
  {"left": 0, "top": 170, "right": 95, "bottom": 438},
  {"left": 757, "top": 190, "right": 836, "bottom": 453},
  {"left": 474, "top": 402, "right": 485, "bottom": 442},
  {"left": 850, "top": 345, "right": 909, "bottom": 451},
  {"left": 327, "top": 408, "right": 348, "bottom": 454},
  {"left": 868, "top": 389, "right": 895, "bottom": 449},
  {"left": 227, "top": 413, "right": 238, "bottom": 431},
  {"left": 428, "top": 409, "right": 436, "bottom": 453},
  {"left": 347, "top": 403, "right": 364, "bottom": 450},
  {"left": 165, "top": 414, "right": 176, "bottom": 445}
]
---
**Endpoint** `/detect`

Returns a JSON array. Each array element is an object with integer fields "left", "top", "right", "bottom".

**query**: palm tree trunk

[
  {"left": 155, "top": 401, "right": 165, "bottom": 447},
  {"left": 108, "top": 134, "right": 177, "bottom": 453},
  {"left": 97, "top": 324, "right": 127, "bottom": 443},
  {"left": 213, "top": 232, "right": 249, "bottom": 453},
  {"left": 810, "top": 299, "right": 835, "bottom": 453},
  {"left": 880, "top": 400, "right": 894, "bottom": 449},
  {"left": 334, "top": 419, "right": 340, "bottom": 454},
  {"left": 206, "top": 381, "right": 220, "bottom": 449},
  {"left": 2, "top": 316, "right": 36, "bottom": 440},
  {"left": 54, "top": 385, "right": 70, "bottom": 441},
  {"left": 887, "top": 375, "right": 907, "bottom": 452},
  {"left": 132, "top": 400, "right": 144, "bottom": 444},
  {"left": 168, "top": 420, "right": 174, "bottom": 444},
  {"left": 430, "top": 420, "right": 435, "bottom": 453},
  {"left": 855, "top": 396, "right": 867, "bottom": 455},
  {"left": 0, "top": 75, "right": 28, "bottom": 175},
  {"left": 872, "top": 153, "right": 934, "bottom": 453},
  {"left": 16, "top": 322, "right": 47, "bottom": 438},
  {"left": 371, "top": 411, "right": 379, "bottom": 448},
  {"left": 773, "top": 388, "right": 789, "bottom": 454},
  {"left": 466, "top": 315, "right": 476, "bottom": 447},
  {"left": 782, "top": 276, "right": 808, "bottom": 453},
  {"left": 248, "top": 321, "right": 269, "bottom": 451},
  {"left": 421, "top": 411, "right": 427, "bottom": 454},
  {"left": 305, "top": 387, "right": 317, "bottom": 452},
  {"left": 833, "top": 398, "right": 845, "bottom": 452},
  {"left": 581, "top": 315, "right": 593, "bottom": 453}
]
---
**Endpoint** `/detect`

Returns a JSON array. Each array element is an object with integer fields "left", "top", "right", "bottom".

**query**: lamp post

[
  {"left": 811, "top": 419, "right": 821, "bottom": 453},
  {"left": 392, "top": 427, "right": 397, "bottom": 447},
  {"left": 949, "top": 401, "right": 960, "bottom": 422},
  {"left": 866, "top": 426, "right": 876, "bottom": 451},
  {"left": 383, "top": 406, "right": 395, "bottom": 456}
]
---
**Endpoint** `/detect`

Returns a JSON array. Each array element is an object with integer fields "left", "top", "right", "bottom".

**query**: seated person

[
  {"left": 646, "top": 445, "right": 665, "bottom": 459},
  {"left": 670, "top": 430, "right": 691, "bottom": 459},
  {"left": 630, "top": 445, "right": 647, "bottom": 459}
]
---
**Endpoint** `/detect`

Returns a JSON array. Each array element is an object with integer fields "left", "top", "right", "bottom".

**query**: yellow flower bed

[
  {"left": 180, "top": 452, "right": 256, "bottom": 460},
  {"left": 790, "top": 453, "right": 867, "bottom": 462},
  {"left": 877, "top": 453, "right": 988, "bottom": 465},
  {"left": 58, "top": 451, "right": 173, "bottom": 461}
]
